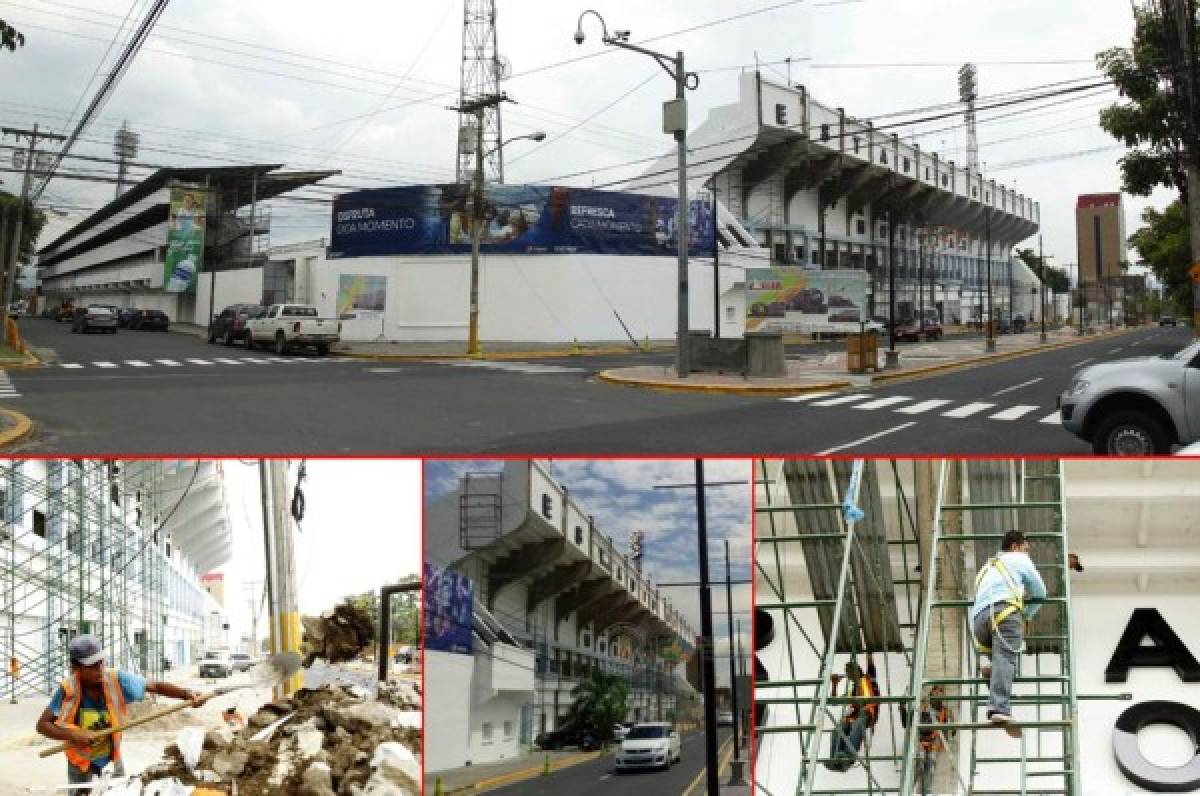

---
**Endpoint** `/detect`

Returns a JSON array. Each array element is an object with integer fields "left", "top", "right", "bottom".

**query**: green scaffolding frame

[{"left": 0, "top": 461, "right": 176, "bottom": 700}]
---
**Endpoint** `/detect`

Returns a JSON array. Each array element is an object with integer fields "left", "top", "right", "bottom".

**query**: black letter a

[{"left": 1106, "top": 608, "right": 1200, "bottom": 683}]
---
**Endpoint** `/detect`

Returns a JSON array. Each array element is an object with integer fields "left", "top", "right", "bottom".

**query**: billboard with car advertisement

[
  {"left": 423, "top": 562, "right": 473, "bottom": 655},
  {"left": 329, "top": 184, "right": 715, "bottom": 259},
  {"left": 746, "top": 267, "right": 869, "bottom": 334},
  {"left": 163, "top": 184, "right": 207, "bottom": 293}
]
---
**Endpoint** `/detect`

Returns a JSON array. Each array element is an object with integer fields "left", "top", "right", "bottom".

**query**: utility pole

[
  {"left": 2, "top": 125, "right": 65, "bottom": 318},
  {"left": 260, "top": 461, "right": 301, "bottom": 699},
  {"left": 694, "top": 460, "right": 719, "bottom": 796},
  {"left": 451, "top": 93, "right": 510, "bottom": 358},
  {"left": 712, "top": 193, "right": 721, "bottom": 340},
  {"left": 1039, "top": 234, "right": 1048, "bottom": 342},
  {"left": 723, "top": 539, "right": 746, "bottom": 784},
  {"left": 885, "top": 207, "right": 899, "bottom": 368},
  {"left": 985, "top": 210, "right": 996, "bottom": 351}
]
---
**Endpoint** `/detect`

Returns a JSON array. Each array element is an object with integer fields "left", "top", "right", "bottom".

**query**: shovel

[{"left": 38, "top": 652, "right": 302, "bottom": 759}]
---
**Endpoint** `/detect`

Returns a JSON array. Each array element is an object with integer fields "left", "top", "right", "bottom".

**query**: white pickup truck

[{"left": 246, "top": 303, "right": 341, "bottom": 355}]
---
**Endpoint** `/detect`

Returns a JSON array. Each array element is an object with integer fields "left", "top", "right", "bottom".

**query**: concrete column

[{"left": 916, "top": 459, "right": 964, "bottom": 794}]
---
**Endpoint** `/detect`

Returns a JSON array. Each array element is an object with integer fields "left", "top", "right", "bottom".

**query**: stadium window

[
  {"left": 925, "top": 167, "right": 931, "bottom": 180},
  {"left": 775, "top": 104, "right": 788, "bottom": 125},
  {"left": 504, "top": 721, "right": 514, "bottom": 739},
  {"left": 903, "top": 157, "right": 910, "bottom": 172},
  {"left": 541, "top": 494, "right": 553, "bottom": 519},
  {"left": 942, "top": 175, "right": 949, "bottom": 187},
  {"left": 853, "top": 136, "right": 861, "bottom": 154},
  {"left": 482, "top": 723, "right": 494, "bottom": 744},
  {"left": 820, "top": 123, "right": 830, "bottom": 142},
  {"left": 574, "top": 526, "right": 583, "bottom": 545},
  {"left": 856, "top": 219, "right": 866, "bottom": 235},
  {"left": 880, "top": 150, "right": 888, "bottom": 165}
]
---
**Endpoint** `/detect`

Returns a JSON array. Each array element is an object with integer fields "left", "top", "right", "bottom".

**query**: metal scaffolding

[
  {"left": 0, "top": 461, "right": 188, "bottom": 700},
  {"left": 755, "top": 459, "right": 1113, "bottom": 796}
]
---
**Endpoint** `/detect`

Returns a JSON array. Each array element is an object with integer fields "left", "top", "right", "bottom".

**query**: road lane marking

[
  {"left": 58, "top": 363, "right": 83, "bottom": 369},
  {"left": 811, "top": 394, "right": 871, "bottom": 407},
  {"left": 185, "top": 358, "right": 213, "bottom": 366},
  {"left": 854, "top": 396, "right": 912, "bottom": 410},
  {"left": 1039, "top": 411, "right": 1062, "bottom": 424},
  {"left": 155, "top": 359, "right": 182, "bottom": 366},
  {"left": 93, "top": 362, "right": 117, "bottom": 369},
  {"left": 989, "top": 404, "right": 1040, "bottom": 421},
  {"left": 942, "top": 402, "right": 995, "bottom": 418},
  {"left": 1108, "top": 347, "right": 1123, "bottom": 353},
  {"left": 1072, "top": 358, "right": 1094, "bottom": 367},
  {"left": 895, "top": 399, "right": 953, "bottom": 415},
  {"left": 212, "top": 358, "right": 243, "bottom": 365},
  {"left": 781, "top": 391, "right": 837, "bottom": 402},
  {"left": 268, "top": 357, "right": 293, "bottom": 363},
  {"left": 992, "top": 377, "right": 1042, "bottom": 396},
  {"left": 817, "top": 422, "right": 918, "bottom": 454},
  {"left": 239, "top": 358, "right": 270, "bottom": 363},
  {"left": 125, "top": 360, "right": 151, "bottom": 367}
]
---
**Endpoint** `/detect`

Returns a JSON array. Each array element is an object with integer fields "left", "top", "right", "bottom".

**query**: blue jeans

[
  {"left": 972, "top": 606, "right": 1024, "bottom": 716},
  {"left": 828, "top": 711, "right": 869, "bottom": 770}
]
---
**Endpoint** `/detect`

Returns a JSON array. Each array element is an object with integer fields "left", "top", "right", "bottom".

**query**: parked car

[
  {"left": 615, "top": 723, "right": 682, "bottom": 772},
  {"left": 535, "top": 722, "right": 598, "bottom": 751},
  {"left": 1059, "top": 339, "right": 1200, "bottom": 455},
  {"left": 245, "top": 303, "right": 340, "bottom": 356},
  {"left": 893, "top": 321, "right": 943, "bottom": 342},
  {"left": 71, "top": 306, "right": 118, "bottom": 334},
  {"left": 1160, "top": 315, "right": 1178, "bottom": 327},
  {"left": 230, "top": 652, "right": 254, "bottom": 673},
  {"left": 129, "top": 309, "right": 170, "bottom": 331},
  {"left": 198, "top": 650, "right": 234, "bottom": 678},
  {"left": 117, "top": 307, "right": 138, "bottom": 328},
  {"left": 208, "top": 303, "right": 266, "bottom": 346}
]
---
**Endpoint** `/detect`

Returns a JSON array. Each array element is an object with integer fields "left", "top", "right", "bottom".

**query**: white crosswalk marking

[
  {"left": 781, "top": 391, "right": 837, "bottom": 403},
  {"left": 854, "top": 396, "right": 912, "bottom": 411},
  {"left": 941, "top": 402, "right": 995, "bottom": 418},
  {"left": 989, "top": 405, "right": 1040, "bottom": 421},
  {"left": 156, "top": 359, "right": 181, "bottom": 367},
  {"left": 0, "top": 371, "right": 18, "bottom": 397},
  {"left": 895, "top": 399, "right": 953, "bottom": 415},
  {"left": 125, "top": 360, "right": 151, "bottom": 367},
  {"left": 1039, "top": 411, "right": 1062, "bottom": 425},
  {"left": 93, "top": 361, "right": 118, "bottom": 368},
  {"left": 811, "top": 394, "right": 871, "bottom": 407}
]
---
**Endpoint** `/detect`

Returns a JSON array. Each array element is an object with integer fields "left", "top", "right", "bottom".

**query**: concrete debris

[
  {"left": 140, "top": 683, "right": 420, "bottom": 796},
  {"left": 302, "top": 600, "right": 377, "bottom": 666}
]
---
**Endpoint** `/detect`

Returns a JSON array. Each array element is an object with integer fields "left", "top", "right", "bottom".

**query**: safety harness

[
  {"left": 973, "top": 555, "right": 1025, "bottom": 654},
  {"left": 55, "top": 670, "right": 128, "bottom": 774}
]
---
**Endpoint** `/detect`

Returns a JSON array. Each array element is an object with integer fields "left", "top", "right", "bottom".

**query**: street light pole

[
  {"left": 1039, "top": 234, "right": 1047, "bottom": 343},
  {"left": 885, "top": 207, "right": 899, "bottom": 368},
  {"left": 723, "top": 539, "right": 745, "bottom": 784},
  {"left": 575, "top": 12, "right": 698, "bottom": 378},
  {"left": 694, "top": 460, "right": 719, "bottom": 796}
]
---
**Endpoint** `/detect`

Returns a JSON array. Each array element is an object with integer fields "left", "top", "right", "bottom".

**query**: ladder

[
  {"left": 898, "top": 459, "right": 1081, "bottom": 796},
  {"left": 755, "top": 459, "right": 925, "bottom": 796}
]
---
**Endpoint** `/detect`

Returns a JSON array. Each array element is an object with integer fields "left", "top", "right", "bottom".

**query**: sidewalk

[
  {"left": 598, "top": 324, "right": 1144, "bottom": 395},
  {"left": 426, "top": 748, "right": 606, "bottom": 794}
]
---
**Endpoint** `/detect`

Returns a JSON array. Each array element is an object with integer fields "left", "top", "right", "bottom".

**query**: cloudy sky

[
  {"left": 215, "top": 459, "right": 422, "bottom": 643},
  {"left": 426, "top": 459, "right": 752, "bottom": 685},
  {"left": 0, "top": 0, "right": 1174, "bottom": 274}
]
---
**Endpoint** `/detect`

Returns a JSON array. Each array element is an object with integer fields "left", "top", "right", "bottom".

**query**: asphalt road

[
  {"left": 7, "top": 319, "right": 1189, "bottom": 454},
  {"left": 488, "top": 729, "right": 725, "bottom": 796}
]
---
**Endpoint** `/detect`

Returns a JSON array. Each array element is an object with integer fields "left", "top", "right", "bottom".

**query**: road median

[{"left": 433, "top": 749, "right": 607, "bottom": 795}]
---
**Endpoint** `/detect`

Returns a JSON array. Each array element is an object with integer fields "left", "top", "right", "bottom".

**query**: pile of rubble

[{"left": 139, "top": 681, "right": 421, "bottom": 796}]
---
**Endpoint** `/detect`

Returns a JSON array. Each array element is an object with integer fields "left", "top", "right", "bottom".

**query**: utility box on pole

[{"left": 662, "top": 99, "right": 687, "bottom": 135}]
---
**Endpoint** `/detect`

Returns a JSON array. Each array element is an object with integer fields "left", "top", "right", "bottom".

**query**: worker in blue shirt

[{"left": 970, "top": 531, "right": 1046, "bottom": 736}]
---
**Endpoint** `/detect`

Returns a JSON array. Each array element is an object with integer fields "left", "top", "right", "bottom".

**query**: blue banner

[
  {"left": 423, "top": 562, "right": 473, "bottom": 655},
  {"left": 330, "top": 184, "right": 715, "bottom": 258}
]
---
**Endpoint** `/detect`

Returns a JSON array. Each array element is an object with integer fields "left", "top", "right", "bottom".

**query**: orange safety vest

[
  {"left": 56, "top": 670, "right": 128, "bottom": 774},
  {"left": 850, "top": 675, "right": 880, "bottom": 727},
  {"left": 919, "top": 703, "right": 948, "bottom": 752}
]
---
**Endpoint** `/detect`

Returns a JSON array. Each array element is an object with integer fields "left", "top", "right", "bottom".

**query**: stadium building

[
  {"left": 754, "top": 457, "right": 1200, "bottom": 795},
  {"left": 424, "top": 460, "right": 698, "bottom": 772},
  {"left": 0, "top": 460, "right": 234, "bottom": 699}
]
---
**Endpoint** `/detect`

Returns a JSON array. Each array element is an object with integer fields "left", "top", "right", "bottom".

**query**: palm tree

[{"left": 567, "top": 668, "right": 629, "bottom": 742}]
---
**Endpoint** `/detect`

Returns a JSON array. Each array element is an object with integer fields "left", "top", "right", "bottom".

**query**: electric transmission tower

[
  {"left": 455, "top": 0, "right": 509, "bottom": 185},
  {"left": 113, "top": 121, "right": 140, "bottom": 198},
  {"left": 958, "top": 62, "right": 981, "bottom": 172}
]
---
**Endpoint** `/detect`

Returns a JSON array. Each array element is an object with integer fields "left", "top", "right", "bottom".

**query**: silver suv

[{"left": 1060, "top": 340, "right": 1200, "bottom": 454}]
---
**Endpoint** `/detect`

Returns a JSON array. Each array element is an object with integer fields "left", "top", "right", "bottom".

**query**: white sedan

[{"left": 615, "top": 723, "right": 682, "bottom": 772}]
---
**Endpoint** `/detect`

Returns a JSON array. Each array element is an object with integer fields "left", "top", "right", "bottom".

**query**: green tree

[
  {"left": 1, "top": 20, "right": 24, "bottom": 52},
  {"left": 1096, "top": 6, "right": 1198, "bottom": 198},
  {"left": 1128, "top": 198, "right": 1192, "bottom": 312},
  {"left": 0, "top": 194, "right": 47, "bottom": 264},
  {"left": 1015, "top": 248, "right": 1071, "bottom": 294},
  {"left": 567, "top": 668, "right": 629, "bottom": 742}
]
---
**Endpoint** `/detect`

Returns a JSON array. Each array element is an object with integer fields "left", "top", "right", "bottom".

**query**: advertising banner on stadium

[
  {"left": 329, "top": 184, "right": 715, "bottom": 258},
  {"left": 423, "top": 562, "right": 473, "bottom": 655},
  {"left": 746, "top": 267, "right": 870, "bottom": 334},
  {"left": 163, "top": 184, "right": 207, "bottom": 293},
  {"left": 336, "top": 274, "right": 387, "bottom": 319}
]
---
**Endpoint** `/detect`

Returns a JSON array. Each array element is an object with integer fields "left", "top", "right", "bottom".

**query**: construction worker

[
  {"left": 971, "top": 530, "right": 1046, "bottom": 736},
  {"left": 901, "top": 685, "right": 954, "bottom": 794},
  {"left": 824, "top": 653, "right": 880, "bottom": 772},
  {"left": 34, "top": 635, "right": 207, "bottom": 793}
]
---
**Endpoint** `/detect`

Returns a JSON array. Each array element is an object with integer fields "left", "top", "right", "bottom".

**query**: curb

[
  {"left": 441, "top": 750, "right": 606, "bottom": 794},
  {"left": 338, "top": 345, "right": 672, "bottom": 362},
  {"left": 0, "top": 408, "right": 34, "bottom": 448},
  {"left": 596, "top": 369, "right": 853, "bottom": 396},
  {"left": 0, "top": 351, "right": 42, "bottom": 370},
  {"left": 869, "top": 326, "right": 1142, "bottom": 386}
]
